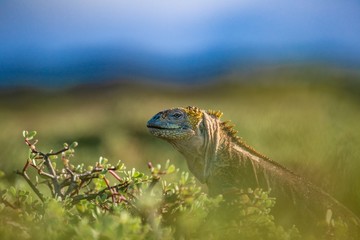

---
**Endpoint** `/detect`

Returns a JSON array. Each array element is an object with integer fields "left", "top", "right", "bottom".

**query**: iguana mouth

[{"left": 146, "top": 125, "right": 180, "bottom": 130}]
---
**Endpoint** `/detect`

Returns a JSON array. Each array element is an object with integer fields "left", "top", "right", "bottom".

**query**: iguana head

[
  {"left": 146, "top": 106, "right": 203, "bottom": 140},
  {"left": 147, "top": 106, "right": 222, "bottom": 183}
]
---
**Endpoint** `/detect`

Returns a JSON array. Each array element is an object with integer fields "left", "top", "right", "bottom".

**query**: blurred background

[{"left": 1, "top": 0, "right": 360, "bottom": 216}]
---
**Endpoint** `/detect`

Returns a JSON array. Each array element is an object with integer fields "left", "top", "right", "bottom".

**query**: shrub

[{"left": 0, "top": 131, "right": 302, "bottom": 239}]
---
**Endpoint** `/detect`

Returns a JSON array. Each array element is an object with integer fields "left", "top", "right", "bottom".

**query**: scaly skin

[{"left": 147, "top": 106, "right": 360, "bottom": 237}]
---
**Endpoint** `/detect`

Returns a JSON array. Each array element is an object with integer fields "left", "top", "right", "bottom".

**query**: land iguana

[{"left": 147, "top": 106, "right": 360, "bottom": 237}]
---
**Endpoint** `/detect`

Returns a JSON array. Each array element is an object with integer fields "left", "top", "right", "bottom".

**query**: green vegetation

[
  {"left": 0, "top": 131, "right": 301, "bottom": 239},
  {"left": 0, "top": 66, "right": 360, "bottom": 239}
]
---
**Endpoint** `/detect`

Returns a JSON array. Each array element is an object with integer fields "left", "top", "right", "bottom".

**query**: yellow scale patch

[{"left": 184, "top": 106, "right": 203, "bottom": 129}]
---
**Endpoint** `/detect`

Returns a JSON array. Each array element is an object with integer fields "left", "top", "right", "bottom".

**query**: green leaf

[
  {"left": 326, "top": 209, "right": 333, "bottom": 225},
  {"left": 49, "top": 155, "right": 58, "bottom": 161},
  {"left": 22, "top": 130, "right": 28, "bottom": 138},
  {"left": 28, "top": 149, "right": 33, "bottom": 159},
  {"left": 27, "top": 131, "right": 37, "bottom": 140},
  {"left": 133, "top": 171, "right": 143, "bottom": 178},
  {"left": 9, "top": 186, "right": 16, "bottom": 196},
  {"left": 70, "top": 141, "right": 78, "bottom": 149},
  {"left": 240, "top": 194, "right": 250, "bottom": 204},
  {"left": 165, "top": 159, "right": 170, "bottom": 169},
  {"left": 116, "top": 161, "right": 125, "bottom": 170},
  {"left": 166, "top": 164, "right": 176, "bottom": 174},
  {"left": 101, "top": 193, "right": 107, "bottom": 202},
  {"left": 76, "top": 203, "right": 86, "bottom": 213}
]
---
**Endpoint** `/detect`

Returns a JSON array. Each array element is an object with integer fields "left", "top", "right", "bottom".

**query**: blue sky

[{"left": 1, "top": 1, "right": 360, "bottom": 87}]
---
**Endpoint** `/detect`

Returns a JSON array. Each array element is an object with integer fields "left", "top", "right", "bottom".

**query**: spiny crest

[
  {"left": 220, "top": 119, "right": 270, "bottom": 161},
  {"left": 220, "top": 120, "right": 238, "bottom": 137},
  {"left": 207, "top": 109, "right": 223, "bottom": 119},
  {"left": 184, "top": 106, "right": 203, "bottom": 129}
]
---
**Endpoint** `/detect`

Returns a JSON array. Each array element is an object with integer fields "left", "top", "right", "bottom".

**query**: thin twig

[
  {"left": 103, "top": 177, "right": 116, "bottom": 204},
  {"left": 63, "top": 168, "right": 78, "bottom": 197},
  {"left": 22, "top": 159, "right": 31, "bottom": 173},
  {"left": 16, "top": 170, "right": 45, "bottom": 202},
  {"left": 42, "top": 154, "right": 63, "bottom": 199},
  {"left": 108, "top": 170, "right": 123, "bottom": 182},
  {"left": 29, "top": 163, "right": 54, "bottom": 179},
  {"left": 47, "top": 148, "right": 69, "bottom": 156}
]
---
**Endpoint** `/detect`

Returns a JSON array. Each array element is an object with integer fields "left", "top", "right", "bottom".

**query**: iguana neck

[
  {"left": 169, "top": 135, "right": 207, "bottom": 183},
  {"left": 168, "top": 111, "right": 223, "bottom": 183}
]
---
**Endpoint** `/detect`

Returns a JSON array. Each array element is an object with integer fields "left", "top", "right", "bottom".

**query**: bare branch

[
  {"left": 109, "top": 169, "right": 123, "bottom": 182},
  {"left": 42, "top": 154, "right": 63, "bottom": 199},
  {"left": 104, "top": 177, "right": 116, "bottom": 204},
  {"left": 47, "top": 147, "right": 69, "bottom": 156},
  {"left": 16, "top": 170, "right": 45, "bottom": 202}
]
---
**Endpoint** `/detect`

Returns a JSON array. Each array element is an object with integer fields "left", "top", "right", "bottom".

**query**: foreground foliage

[{"left": 0, "top": 131, "right": 304, "bottom": 239}]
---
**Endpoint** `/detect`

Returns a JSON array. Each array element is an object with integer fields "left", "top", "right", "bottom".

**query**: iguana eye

[{"left": 173, "top": 112, "right": 183, "bottom": 119}]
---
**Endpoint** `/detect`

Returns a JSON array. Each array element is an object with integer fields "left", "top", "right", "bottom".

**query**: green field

[{"left": 1, "top": 66, "right": 360, "bottom": 219}]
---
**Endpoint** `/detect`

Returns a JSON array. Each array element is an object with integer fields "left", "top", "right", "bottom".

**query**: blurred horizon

[{"left": 1, "top": 1, "right": 360, "bottom": 88}]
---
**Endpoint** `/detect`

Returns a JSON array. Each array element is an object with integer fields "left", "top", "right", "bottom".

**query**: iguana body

[{"left": 147, "top": 106, "right": 360, "bottom": 237}]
